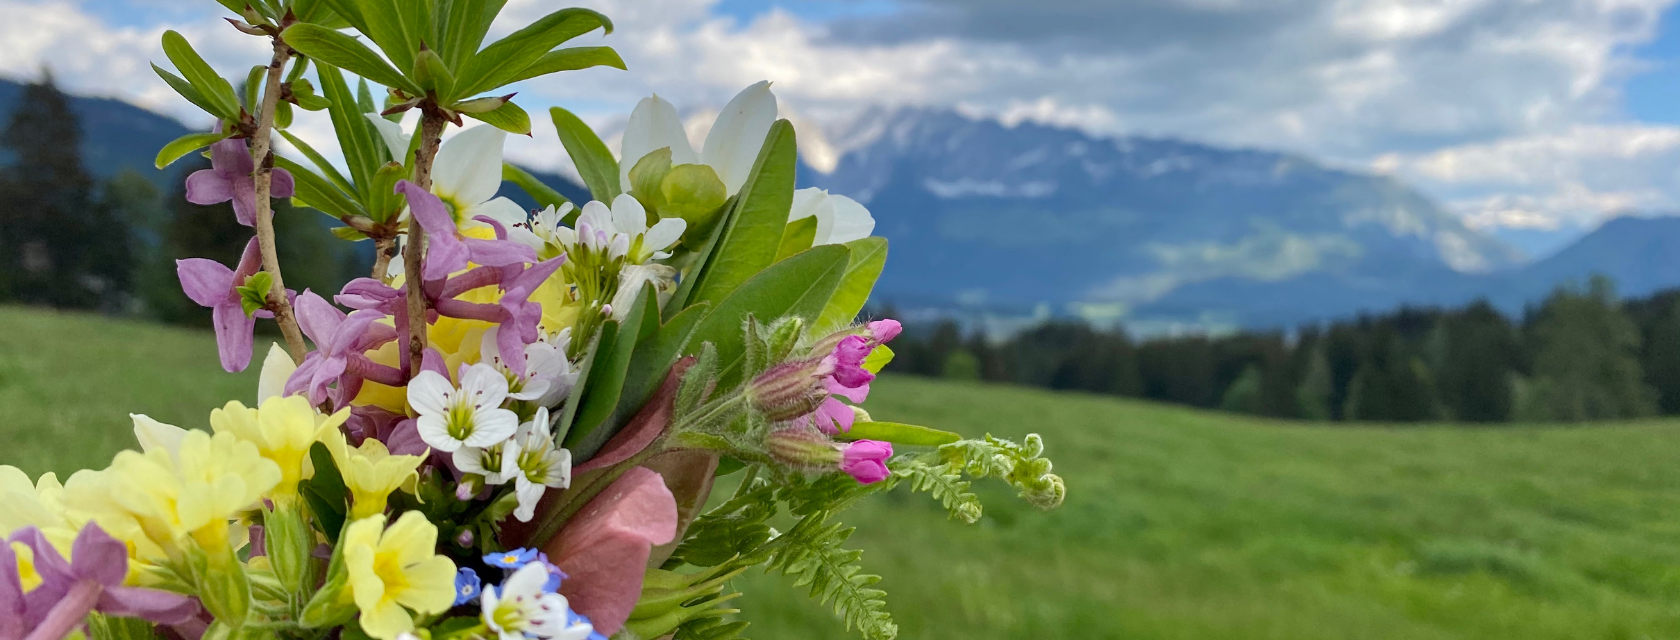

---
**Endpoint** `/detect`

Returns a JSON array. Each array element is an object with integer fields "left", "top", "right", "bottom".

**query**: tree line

[
  {"left": 885, "top": 275, "right": 1676, "bottom": 423},
  {"left": 0, "top": 74, "right": 362, "bottom": 325}
]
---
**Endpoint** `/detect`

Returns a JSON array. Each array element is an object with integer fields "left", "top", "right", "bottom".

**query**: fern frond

[
  {"left": 764, "top": 513, "right": 897, "bottom": 640},
  {"left": 893, "top": 458, "right": 982, "bottom": 523}
]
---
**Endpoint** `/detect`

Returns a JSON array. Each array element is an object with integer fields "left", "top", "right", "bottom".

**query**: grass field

[{"left": 6, "top": 305, "right": 1680, "bottom": 639}]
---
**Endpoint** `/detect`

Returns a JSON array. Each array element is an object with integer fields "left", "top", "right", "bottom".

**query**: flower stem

[
  {"left": 371, "top": 234, "right": 396, "bottom": 282},
  {"left": 252, "top": 36, "right": 308, "bottom": 363},
  {"left": 402, "top": 112, "right": 449, "bottom": 378}
]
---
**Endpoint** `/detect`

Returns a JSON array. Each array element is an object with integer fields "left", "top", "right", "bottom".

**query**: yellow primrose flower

[
  {"left": 323, "top": 431, "right": 425, "bottom": 520},
  {"left": 210, "top": 395, "right": 348, "bottom": 500},
  {"left": 343, "top": 511, "right": 456, "bottom": 639},
  {"left": 0, "top": 466, "right": 79, "bottom": 541},
  {"left": 76, "top": 430, "right": 279, "bottom": 559}
]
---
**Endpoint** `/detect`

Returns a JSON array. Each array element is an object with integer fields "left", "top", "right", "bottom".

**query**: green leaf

[
  {"left": 365, "top": 161, "right": 409, "bottom": 223},
  {"left": 351, "top": 0, "right": 422, "bottom": 74},
  {"left": 154, "top": 131, "right": 227, "bottom": 169},
  {"left": 686, "top": 244, "right": 851, "bottom": 390},
  {"left": 275, "top": 155, "right": 367, "bottom": 220},
  {"left": 152, "top": 64, "right": 224, "bottom": 118},
  {"left": 300, "top": 442, "right": 349, "bottom": 541},
  {"left": 628, "top": 147, "right": 673, "bottom": 213},
  {"left": 437, "top": 0, "right": 509, "bottom": 72},
  {"left": 331, "top": 226, "right": 369, "bottom": 241},
  {"left": 464, "top": 100, "right": 531, "bottom": 135},
  {"left": 243, "top": 65, "right": 264, "bottom": 114},
  {"left": 278, "top": 130, "right": 357, "bottom": 195},
  {"left": 839, "top": 422, "right": 960, "bottom": 446},
  {"left": 663, "top": 200, "right": 731, "bottom": 321},
  {"left": 453, "top": 8, "right": 612, "bottom": 98},
  {"left": 161, "top": 31, "right": 241, "bottom": 119},
  {"left": 686, "top": 119, "right": 798, "bottom": 309},
  {"left": 504, "top": 46, "right": 626, "bottom": 85},
  {"left": 814, "top": 237, "right": 888, "bottom": 331},
  {"left": 553, "top": 323, "right": 606, "bottom": 446},
  {"left": 608, "top": 301, "right": 711, "bottom": 439},
  {"left": 236, "top": 271, "right": 275, "bottom": 316},
  {"left": 411, "top": 47, "right": 455, "bottom": 97},
  {"left": 565, "top": 283, "right": 659, "bottom": 459},
  {"left": 550, "top": 106, "right": 620, "bottom": 202},
  {"left": 503, "top": 163, "right": 571, "bottom": 210},
  {"left": 661, "top": 164, "right": 728, "bottom": 237},
  {"left": 316, "top": 64, "right": 380, "bottom": 199},
  {"left": 776, "top": 216, "right": 818, "bottom": 262},
  {"left": 861, "top": 344, "right": 893, "bottom": 374},
  {"left": 283, "top": 23, "right": 422, "bottom": 96}
]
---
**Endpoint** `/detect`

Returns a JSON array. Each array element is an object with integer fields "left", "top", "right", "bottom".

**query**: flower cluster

[{"left": 5, "top": 3, "right": 1066, "bottom": 639}]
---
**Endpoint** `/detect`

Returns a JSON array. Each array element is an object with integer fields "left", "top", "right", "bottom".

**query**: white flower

[
  {"left": 609, "top": 263, "right": 678, "bottom": 321},
  {"left": 367, "top": 116, "right": 528, "bottom": 231},
  {"left": 573, "top": 194, "right": 686, "bottom": 263},
  {"left": 131, "top": 413, "right": 188, "bottom": 458},
  {"left": 481, "top": 559, "right": 594, "bottom": 640},
  {"left": 258, "top": 342, "right": 297, "bottom": 403},
  {"left": 409, "top": 364, "right": 520, "bottom": 453},
  {"left": 508, "top": 203, "right": 578, "bottom": 257},
  {"left": 453, "top": 441, "right": 516, "bottom": 486},
  {"left": 506, "top": 408, "right": 572, "bottom": 523},
  {"left": 479, "top": 327, "right": 580, "bottom": 407},
  {"left": 620, "top": 81, "right": 777, "bottom": 196},
  {"left": 789, "top": 188, "right": 875, "bottom": 246}
]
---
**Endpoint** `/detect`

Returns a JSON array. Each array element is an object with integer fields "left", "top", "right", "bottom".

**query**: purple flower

[
  {"left": 286, "top": 291, "right": 399, "bottom": 406},
  {"left": 185, "top": 133, "right": 294, "bottom": 227},
  {"left": 177, "top": 237, "right": 276, "bottom": 373},
  {"left": 3, "top": 524, "right": 199, "bottom": 639},
  {"left": 492, "top": 257, "right": 565, "bottom": 368},
  {"left": 535, "top": 552, "right": 568, "bottom": 593},
  {"left": 828, "top": 335, "right": 875, "bottom": 389},
  {"left": 840, "top": 440, "right": 893, "bottom": 484},
  {"left": 484, "top": 547, "right": 540, "bottom": 569},
  {"left": 453, "top": 567, "right": 482, "bottom": 606},
  {"left": 397, "top": 180, "right": 535, "bottom": 282}
]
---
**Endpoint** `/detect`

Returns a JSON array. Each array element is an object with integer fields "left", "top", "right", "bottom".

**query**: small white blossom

[
  {"left": 410, "top": 363, "right": 520, "bottom": 453},
  {"left": 506, "top": 407, "right": 572, "bottom": 523},
  {"left": 481, "top": 561, "right": 594, "bottom": 640}
]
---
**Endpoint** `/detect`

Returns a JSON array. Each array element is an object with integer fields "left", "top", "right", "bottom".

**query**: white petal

[
  {"left": 257, "top": 342, "right": 297, "bottom": 403},
  {"left": 406, "top": 371, "right": 456, "bottom": 417},
  {"left": 513, "top": 479, "right": 545, "bottom": 522},
  {"left": 453, "top": 447, "right": 488, "bottom": 475},
  {"left": 464, "top": 408, "right": 519, "bottom": 447},
  {"left": 611, "top": 193, "right": 649, "bottom": 235},
  {"left": 416, "top": 415, "right": 462, "bottom": 453},
  {"left": 702, "top": 81, "right": 777, "bottom": 195},
  {"left": 578, "top": 200, "right": 614, "bottom": 233},
  {"left": 789, "top": 187, "right": 827, "bottom": 222},
  {"left": 643, "top": 218, "right": 687, "bottom": 251},
  {"left": 542, "top": 449, "right": 572, "bottom": 488},
  {"left": 620, "top": 94, "right": 698, "bottom": 188},
  {"left": 471, "top": 196, "right": 531, "bottom": 230},
  {"left": 460, "top": 363, "right": 511, "bottom": 409},
  {"left": 504, "top": 558, "right": 550, "bottom": 598},
  {"left": 823, "top": 194, "right": 875, "bottom": 245},
  {"left": 365, "top": 114, "right": 412, "bottom": 162},
  {"left": 433, "top": 124, "right": 507, "bottom": 207},
  {"left": 508, "top": 378, "right": 549, "bottom": 402},
  {"left": 131, "top": 414, "right": 188, "bottom": 457},
  {"left": 608, "top": 233, "right": 630, "bottom": 259}
]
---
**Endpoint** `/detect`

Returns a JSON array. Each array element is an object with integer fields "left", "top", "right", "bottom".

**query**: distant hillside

[{"left": 0, "top": 78, "right": 195, "bottom": 186}]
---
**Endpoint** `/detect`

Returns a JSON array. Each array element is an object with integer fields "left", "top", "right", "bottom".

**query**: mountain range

[{"left": 4, "top": 78, "right": 1675, "bottom": 332}]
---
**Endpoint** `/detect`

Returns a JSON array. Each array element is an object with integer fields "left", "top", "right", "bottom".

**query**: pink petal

[
  {"left": 270, "top": 167, "right": 296, "bottom": 198},
  {"left": 0, "top": 537, "right": 24, "bottom": 638},
  {"left": 232, "top": 237, "right": 265, "bottom": 282},
  {"left": 209, "top": 136, "right": 254, "bottom": 175},
  {"left": 68, "top": 525, "right": 127, "bottom": 587},
  {"left": 183, "top": 170, "right": 233, "bottom": 206},
  {"left": 293, "top": 290, "right": 346, "bottom": 346},
  {"left": 575, "top": 358, "right": 693, "bottom": 474},
  {"left": 231, "top": 178, "right": 257, "bottom": 226},
  {"left": 212, "top": 302, "right": 257, "bottom": 373},
  {"left": 548, "top": 467, "right": 678, "bottom": 636},
  {"left": 396, "top": 180, "right": 468, "bottom": 280},
  {"left": 462, "top": 237, "right": 536, "bottom": 268},
  {"left": 100, "top": 586, "right": 201, "bottom": 625},
  {"left": 175, "top": 259, "right": 233, "bottom": 307}
]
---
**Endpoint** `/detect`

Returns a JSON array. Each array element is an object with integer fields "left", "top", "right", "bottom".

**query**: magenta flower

[
  {"left": 804, "top": 319, "right": 901, "bottom": 434},
  {"left": 840, "top": 440, "right": 893, "bottom": 484},
  {"left": 397, "top": 180, "right": 535, "bottom": 282},
  {"left": 177, "top": 237, "right": 276, "bottom": 373},
  {"left": 3, "top": 524, "right": 199, "bottom": 639},
  {"left": 828, "top": 335, "right": 875, "bottom": 389},
  {"left": 185, "top": 134, "right": 294, "bottom": 227}
]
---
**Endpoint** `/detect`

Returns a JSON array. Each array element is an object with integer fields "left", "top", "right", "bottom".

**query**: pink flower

[
  {"left": 176, "top": 237, "right": 275, "bottom": 372},
  {"left": 3, "top": 524, "right": 200, "bottom": 639},
  {"left": 184, "top": 133, "right": 294, "bottom": 227},
  {"left": 397, "top": 180, "right": 535, "bottom": 282},
  {"left": 544, "top": 467, "right": 677, "bottom": 637},
  {"left": 286, "top": 291, "right": 399, "bottom": 406},
  {"left": 840, "top": 440, "right": 893, "bottom": 484},
  {"left": 828, "top": 335, "right": 875, "bottom": 389}
]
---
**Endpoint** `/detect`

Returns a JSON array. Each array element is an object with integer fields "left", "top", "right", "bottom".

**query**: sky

[{"left": 5, "top": 0, "right": 1680, "bottom": 256}]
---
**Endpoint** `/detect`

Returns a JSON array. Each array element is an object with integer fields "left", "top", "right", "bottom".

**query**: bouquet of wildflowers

[{"left": 0, "top": 3, "right": 1066, "bottom": 639}]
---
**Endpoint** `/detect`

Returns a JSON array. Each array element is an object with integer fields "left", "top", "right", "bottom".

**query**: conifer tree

[{"left": 1517, "top": 276, "right": 1656, "bottom": 421}]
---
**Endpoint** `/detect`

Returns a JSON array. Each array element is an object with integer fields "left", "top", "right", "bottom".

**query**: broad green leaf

[
  {"left": 299, "top": 443, "right": 348, "bottom": 542},
  {"left": 366, "top": 161, "right": 409, "bottom": 223},
  {"left": 292, "top": 0, "right": 350, "bottom": 28},
  {"left": 438, "top": 0, "right": 509, "bottom": 71},
  {"left": 154, "top": 132, "right": 227, "bottom": 169},
  {"left": 663, "top": 198, "right": 731, "bottom": 321},
  {"left": 565, "top": 283, "right": 658, "bottom": 459},
  {"left": 504, "top": 46, "right": 626, "bottom": 85},
  {"left": 237, "top": 271, "right": 275, "bottom": 316},
  {"left": 283, "top": 23, "right": 422, "bottom": 96},
  {"left": 453, "top": 8, "right": 612, "bottom": 98},
  {"left": 628, "top": 147, "right": 673, "bottom": 214},
  {"left": 278, "top": 130, "right": 356, "bottom": 194},
  {"left": 411, "top": 48, "right": 454, "bottom": 97},
  {"left": 775, "top": 216, "right": 817, "bottom": 262},
  {"left": 686, "top": 119, "right": 798, "bottom": 309},
  {"left": 352, "top": 0, "right": 421, "bottom": 73},
  {"left": 464, "top": 100, "right": 531, "bottom": 135},
  {"left": 814, "top": 236, "right": 888, "bottom": 331},
  {"left": 331, "top": 226, "right": 369, "bottom": 241},
  {"left": 152, "top": 64, "right": 223, "bottom": 118},
  {"left": 661, "top": 164, "right": 727, "bottom": 234},
  {"left": 316, "top": 64, "right": 379, "bottom": 199},
  {"left": 862, "top": 344, "right": 894, "bottom": 374},
  {"left": 243, "top": 66, "right": 264, "bottom": 114},
  {"left": 839, "top": 422, "right": 961, "bottom": 446},
  {"left": 550, "top": 106, "right": 620, "bottom": 202},
  {"left": 607, "top": 301, "right": 711, "bottom": 439},
  {"left": 275, "top": 156, "right": 366, "bottom": 220},
  {"left": 685, "top": 244, "right": 851, "bottom": 390},
  {"left": 503, "top": 163, "right": 571, "bottom": 210},
  {"left": 161, "top": 31, "right": 241, "bottom": 119},
  {"left": 552, "top": 329, "right": 604, "bottom": 446}
]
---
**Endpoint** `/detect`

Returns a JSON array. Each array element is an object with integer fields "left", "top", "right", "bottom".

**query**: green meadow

[{"left": 5, "top": 305, "right": 1680, "bottom": 639}]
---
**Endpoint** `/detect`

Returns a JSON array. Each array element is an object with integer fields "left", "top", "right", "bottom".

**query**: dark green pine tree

[
  {"left": 1516, "top": 276, "right": 1656, "bottom": 421},
  {"left": 0, "top": 71, "right": 130, "bottom": 308},
  {"left": 1625, "top": 290, "right": 1680, "bottom": 415},
  {"left": 1430, "top": 300, "right": 1521, "bottom": 422},
  {"left": 1343, "top": 329, "right": 1442, "bottom": 422}
]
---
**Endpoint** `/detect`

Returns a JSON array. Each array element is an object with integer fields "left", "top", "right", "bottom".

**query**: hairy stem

[
  {"left": 254, "top": 38, "right": 308, "bottom": 362},
  {"left": 402, "top": 112, "right": 449, "bottom": 378}
]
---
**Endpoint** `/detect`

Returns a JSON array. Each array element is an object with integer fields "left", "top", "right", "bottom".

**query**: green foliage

[
  {"left": 939, "top": 349, "right": 980, "bottom": 381},
  {"left": 565, "top": 283, "right": 658, "bottom": 459},
  {"left": 683, "top": 244, "right": 851, "bottom": 391},
  {"left": 840, "top": 422, "right": 961, "bottom": 447},
  {"left": 1517, "top": 276, "right": 1657, "bottom": 421},
  {"left": 299, "top": 442, "right": 348, "bottom": 541},
  {"left": 687, "top": 120, "right": 799, "bottom": 308},
  {"left": 159, "top": 30, "right": 241, "bottom": 119},
  {"left": 155, "top": 131, "right": 228, "bottom": 169},
  {"left": 761, "top": 513, "right": 897, "bottom": 640},
  {"left": 814, "top": 237, "right": 888, "bottom": 331},
  {"left": 1218, "top": 364, "right": 1262, "bottom": 414},
  {"left": 235, "top": 271, "right": 274, "bottom": 316},
  {"left": 550, "top": 106, "right": 621, "bottom": 202}
]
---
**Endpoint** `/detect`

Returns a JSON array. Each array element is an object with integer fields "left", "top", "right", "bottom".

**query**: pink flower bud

[
  {"left": 765, "top": 428, "right": 843, "bottom": 471},
  {"left": 747, "top": 359, "right": 829, "bottom": 422},
  {"left": 840, "top": 440, "right": 893, "bottom": 484},
  {"left": 829, "top": 335, "right": 876, "bottom": 389},
  {"left": 867, "top": 319, "right": 902, "bottom": 343}
]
